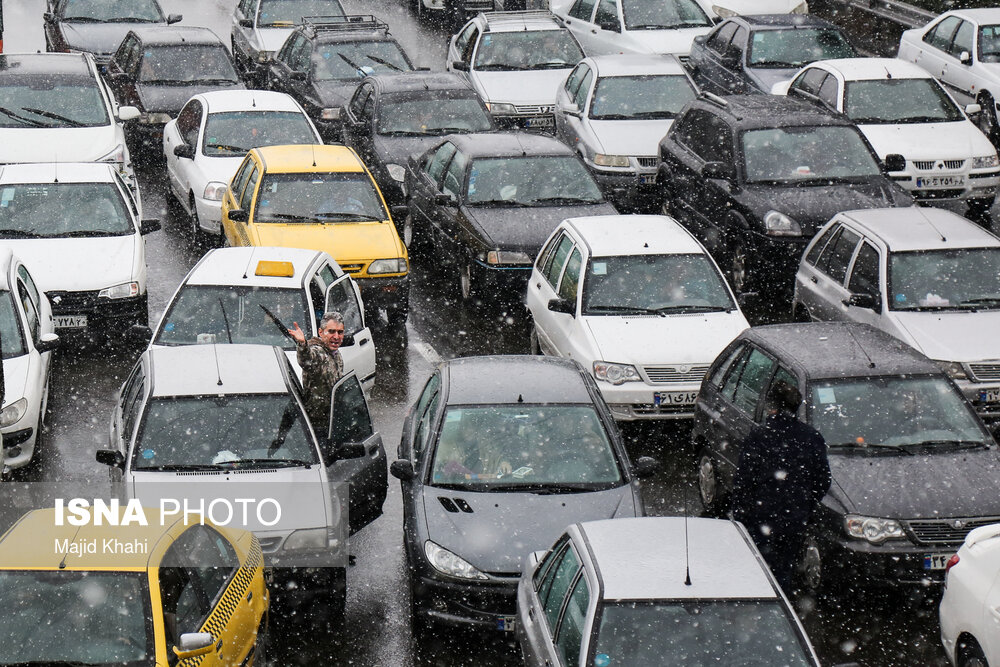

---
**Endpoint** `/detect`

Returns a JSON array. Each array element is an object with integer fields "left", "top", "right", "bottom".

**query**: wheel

[
  {"left": 728, "top": 239, "right": 751, "bottom": 296},
  {"left": 697, "top": 450, "right": 724, "bottom": 517},
  {"left": 458, "top": 257, "right": 476, "bottom": 302},
  {"left": 797, "top": 536, "right": 823, "bottom": 598},
  {"left": 958, "top": 639, "right": 989, "bottom": 667},
  {"left": 187, "top": 194, "right": 204, "bottom": 242},
  {"left": 529, "top": 325, "right": 541, "bottom": 355},
  {"left": 978, "top": 93, "right": 999, "bottom": 145},
  {"left": 402, "top": 211, "right": 425, "bottom": 256}
]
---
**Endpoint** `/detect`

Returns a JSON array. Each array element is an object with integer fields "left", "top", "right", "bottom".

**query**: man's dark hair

[{"left": 768, "top": 380, "right": 801, "bottom": 414}]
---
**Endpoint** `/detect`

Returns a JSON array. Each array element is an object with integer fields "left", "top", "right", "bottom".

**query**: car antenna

[
  {"left": 517, "top": 393, "right": 524, "bottom": 403},
  {"left": 917, "top": 208, "right": 946, "bottom": 242},
  {"left": 311, "top": 144, "right": 317, "bottom": 168},
  {"left": 217, "top": 297, "right": 234, "bottom": 345},
  {"left": 683, "top": 490, "right": 692, "bottom": 586},
  {"left": 845, "top": 327, "right": 876, "bottom": 369},
  {"left": 242, "top": 247, "right": 257, "bottom": 279},
  {"left": 213, "top": 344, "right": 224, "bottom": 386},
  {"left": 252, "top": 95, "right": 256, "bottom": 108},
  {"left": 884, "top": 66, "right": 892, "bottom": 79},
  {"left": 58, "top": 525, "right": 84, "bottom": 569}
]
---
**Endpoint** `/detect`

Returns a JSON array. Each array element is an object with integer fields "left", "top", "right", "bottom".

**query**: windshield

[
  {"left": 133, "top": 394, "right": 318, "bottom": 470},
  {"left": 377, "top": 93, "right": 492, "bottom": 136},
  {"left": 312, "top": 41, "right": 413, "bottom": 81},
  {"left": 0, "top": 77, "right": 109, "bottom": 128},
  {"left": 465, "top": 156, "right": 602, "bottom": 205},
  {"left": 154, "top": 285, "right": 310, "bottom": 348},
  {"left": 582, "top": 254, "right": 735, "bottom": 315},
  {"left": 980, "top": 25, "right": 1000, "bottom": 63},
  {"left": 473, "top": 30, "right": 583, "bottom": 71},
  {"left": 202, "top": 111, "right": 317, "bottom": 156},
  {"left": 0, "top": 570, "right": 152, "bottom": 666},
  {"left": 742, "top": 126, "right": 880, "bottom": 183},
  {"left": 139, "top": 45, "right": 238, "bottom": 84},
  {"left": 257, "top": 0, "right": 345, "bottom": 26},
  {"left": 594, "top": 600, "right": 814, "bottom": 666},
  {"left": 748, "top": 28, "right": 855, "bottom": 68},
  {"left": 589, "top": 74, "right": 697, "bottom": 120},
  {"left": 0, "top": 292, "right": 27, "bottom": 359},
  {"left": 889, "top": 248, "right": 1000, "bottom": 311},
  {"left": 61, "top": 0, "right": 163, "bottom": 21},
  {"left": 429, "top": 406, "right": 622, "bottom": 490},
  {"left": 0, "top": 183, "right": 133, "bottom": 238},
  {"left": 622, "top": 0, "right": 712, "bottom": 30},
  {"left": 845, "top": 78, "right": 964, "bottom": 124},
  {"left": 254, "top": 172, "right": 387, "bottom": 222},
  {"left": 809, "top": 376, "right": 991, "bottom": 451}
]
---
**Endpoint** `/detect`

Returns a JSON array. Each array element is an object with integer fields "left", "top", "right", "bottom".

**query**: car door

[
  {"left": 588, "top": 0, "right": 623, "bottom": 56},
  {"left": 529, "top": 231, "right": 576, "bottom": 355},
  {"left": 945, "top": 18, "right": 978, "bottom": 102},
  {"left": 843, "top": 239, "right": 883, "bottom": 327},
  {"left": 342, "top": 83, "right": 377, "bottom": 164},
  {"left": 106, "top": 33, "right": 141, "bottom": 108},
  {"left": 794, "top": 222, "right": 840, "bottom": 320},
  {"left": 408, "top": 142, "right": 456, "bottom": 231},
  {"left": 810, "top": 225, "right": 861, "bottom": 322},
  {"left": 690, "top": 21, "right": 738, "bottom": 94},
  {"left": 397, "top": 373, "right": 441, "bottom": 555},
  {"left": 164, "top": 99, "right": 203, "bottom": 206},
  {"left": 555, "top": 62, "right": 589, "bottom": 145},
  {"left": 560, "top": 0, "right": 600, "bottom": 55},
  {"left": 221, "top": 156, "right": 254, "bottom": 243},
  {"left": 16, "top": 264, "right": 54, "bottom": 391},
  {"left": 720, "top": 24, "right": 750, "bottom": 94},
  {"left": 232, "top": 0, "right": 259, "bottom": 73},
  {"left": 233, "top": 161, "right": 260, "bottom": 245},
  {"left": 110, "top": 362, "right": 145, "bottom": 501},
  {"left": 914, "top": 16, "right": 963, "bottom": 94},
  {"left": 435, "top": 147, "right": 470, "bottom": 255},
  {"left": 536, "top": 538, "right": 584, "bottom": 667},
  {"left": 323, "top": 271, "right": 376, "bottom": 390},
  {"left": 547, "top": 244, "right": 585, "bottom": 360}
]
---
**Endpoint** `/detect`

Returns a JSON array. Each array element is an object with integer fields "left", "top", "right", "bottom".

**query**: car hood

[
  {"left": 374, "top": 135, "right": 442, "bottom": 167},
  {"left": 473, "top": 70, "right": 568, "bottom": 105},
  {"left": 0, "top": 126, "right": 119, "bottom": 163},
  {"left": 421, "top": 485, "right": 637, "bottom": 574},
  {"left": 890, "top": 310, "right": 1000, "bottom": 363},
  {"left": 59, "top": 22, "right": 143, "bottom": 57},
  {"left": 860, "top": 121, "right": 995, "bottom": 160},
  {"left": 314, "top": 81, "right": 360, "bottom": 108},
  {"left": 193, "top": 154, "right": 246, "bottom": 185},
  {"left": 828, "top": 447, "right": 1000, "bottom": 518},
  {"left": 708, "top": 0, "right": 804, "bottom": 14},
  {"left": 622, "top": 27, "right": 710, "bottom": 55},
  {"left": 747, "top": 67, "right": 800, "bottom": 93},
  {"left": 588, "top": 119, "right": 673, "bottom": 157},
  {"left": 252, "top": 221, "right": 403, "bottom": 260},
  {"left": 2, "top": 355, "right": 30, "bottom": 404},
  {"left": 584, "top": 311, "right": 748, "bottom": 365},
  {"left": 256, "top": 27, "right": 296, "bottom": 54},
  {"left": 743, "top": 180, "right": 906, "bottom": 234},
  {"left": 139, "top": 82, "right": 245, "bottom": 115},
  {"left": 464, "top": 202, "right": 616, "bottom": 253},
  {"left": 2, "top": 236, "right": 137, "bottom": 292}
]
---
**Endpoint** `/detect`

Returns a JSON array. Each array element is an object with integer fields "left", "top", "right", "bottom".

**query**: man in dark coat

[
  {"left": 290, "top": 311, "right": 344, "bottom": 435},
  {"left": 731, "top": 380, "right": 831, "bottom": 593}
]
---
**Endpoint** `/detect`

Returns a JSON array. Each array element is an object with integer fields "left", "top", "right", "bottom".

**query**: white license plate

[
  {"left": 639, "top": 174, "right": 657, "bottom": 185},
  {"left": 924, "top": 553, "right": 951, "bottom": 570},
  {"left": 496, "top": 615, "right": 516, "bottom": 632},
  {"left": 524, "top": 117, "right": 554, "bottom": 128},
  {"left": 54, "top": 315, "right": 88, "bottom": 329},
  {"left": 980, "top": 388, "right": 1000, "bottom": 403},
  {"left": 654, "top": 391, "right": 698, "bottom": 406},
  {"left": 915, "top": 175, "right": 965, "bottom": 188}
]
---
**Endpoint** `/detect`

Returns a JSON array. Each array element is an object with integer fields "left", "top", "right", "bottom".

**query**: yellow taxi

[
  {"left": 221, "top": 144, "right": 409, "bottom": 330},
  {"left": 0, "top": 508, "right": 269, "bottom": 666}
]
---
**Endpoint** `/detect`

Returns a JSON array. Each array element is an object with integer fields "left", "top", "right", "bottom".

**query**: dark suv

[
  {"left": 692, "top": 322, "right": 1000, "bottom": 596},
  {"left": 657, "top": 93, "right": 913, "bottom": 300}
]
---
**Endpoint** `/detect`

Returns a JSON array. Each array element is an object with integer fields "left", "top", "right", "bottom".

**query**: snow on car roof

[
  {"left": 566, "top": 215, "right": 706, "bottom": 256},
  {"left": 147, "top": 344, "right": 290, "bottom": 397},
  {"left": 198, "top": 90, "right": 308, "bottom": 114},
  {"left": 839, "top": 207, "right": 1000, "bottom": 252},
  {"left": 184, "top": 246, "right": 332, "bottom": 288},
  {"left": 811, "top": 57, "right": 933, "bottom": 81},
  {"left": 587, "top": 53, "right": 688, "bottom": 77},
  {"left": 0, "top": 162, "right": 119, "bottom": 184}
]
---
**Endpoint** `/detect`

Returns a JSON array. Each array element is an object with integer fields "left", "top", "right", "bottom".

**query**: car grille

[
  {"left": 630, "top": 403, "right": 695, "bottom": 416},
  {"left": 643, "top": 364, "right": 709, "bottom": 383},
  {"left": 339, "top": 262, "right": 366, "bottom": 275},
  {"left": 514, "top": 104, "right": 554, "bottom": 115},
  {"left": 912, "top": 159, "right": 966, "bottom": 170},
  {"left": 906, "top": 516, "right": 1000, "bottom": 544},
  {"left": 46, "top": 290, "right": 100, "bottom": 311},
  {"left": 969, "top": 363, "right": 1000, "bottom": 381},
  {"left": 636, "top": 157, "right": 657, "bottom": 168}
]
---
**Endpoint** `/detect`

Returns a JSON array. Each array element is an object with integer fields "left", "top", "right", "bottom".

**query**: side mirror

[
  {"left": 391, "top": 205, "right": 409, "bottom": 219},
  {"left": 390, "top": 459, "right": 415, "bottom": 481},
  {"left": 228, "top": 209, "right": 249, "bottom": 223},
  {"left": 966, "top": 103, "right": 982, "bottom": 115},
  {"left": 239, "top": 18, "right": 253, "bottom": 28},
  {"left": 172, "top": 633, "right": 214, "bottom": 660},
  {"left": 43, "top": 12, "right": 55, "bottom": 22},
  {"left": 140, "top": 218, "right": 161, "bottom": 235},
  {"left": 883, "top": 153, "right": 906, "bottom": 172},
  {"left": 721, "top": 50, "right": 741, "bottom": 68},
  {"left": 434, "top": 193, "right": 456, "bottom": 207},
  {"left": 290, "top": 70, "right": 307, "bottom": 81},
  {"left": 117, "top": 105, "right": 140, "bottom": 121},
  {"left": 96, "top": 449, "right": 126, "bottom": 470},
  {"left": 845, "top": 292, "right": 880, "bottom": 311},
  {"left": 166, "top": 13, "right": 183, "bottom": 25},
  {"left": 597, "top": 20, "right": 619, "bottom": 32},
  {"left": 633, "top": 456, "right": 659, "bottom": 479},
  {"left": 335, "top": 442, "right": 366, "bottom": 459},
  {"left": 559, "top": 105, "right": 581, "bottom": 118},
  {"left": 340, "top": 333, "right": 355, "bottom": 347},
  {"left": 36, "top": 332, "right": 60, "bottom": 353},
  {"left": 547, "top": 297, "right": 575, "bottom": 315},
  {"left": 701, "top": 161, "right": 735, "bottom": 181},
  {"left": 129, "top": 324, "right": 153, "bottom": 346},
  {"left": 959, "top": 50, "right": 971, "bottom": 64},
  {"left": 694, "top": 35, "right": 706, "bottom": 45},
  {"left": 451, "top": 61, "right": 469, "bottom": 72},
  {"left": 173, "top": 144, "right": 195, "bottom": 160}
]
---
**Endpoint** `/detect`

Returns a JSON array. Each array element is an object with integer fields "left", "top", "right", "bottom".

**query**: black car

[
  {"left": 266, "top": 15, "right": 416, "bottom": 143},
  {"left": 404, "top": 132, "right": 616, "bottom": 302},
  {"left": 105, "top": 26, "right": 243, "bottom": 154},
  {"left": 686, "top": 14, "right": 856, "bottom": 96},
  {"left": 693, "top": 322, "right": 1000, "bottom": 596},
  {"left": 657, "top": 93, "right": 912, "bottom": 299},
  {"left": 389, "top": 355, "right": 655, "bottom": 635},
  {"left": 43, "top": 0, "right": 181, "bottom": 70},
  {"left": 342, "top": 72, "right": 494, "bottom": 210}
]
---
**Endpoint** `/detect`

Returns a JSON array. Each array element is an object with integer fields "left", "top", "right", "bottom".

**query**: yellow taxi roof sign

[{"left": 255, "top": 260, "right": 295, "bottom": 278}]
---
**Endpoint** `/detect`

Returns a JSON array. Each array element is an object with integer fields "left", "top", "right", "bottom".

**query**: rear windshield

[{"left": 139, "top": 45, "right": 238, "bottom": 84}]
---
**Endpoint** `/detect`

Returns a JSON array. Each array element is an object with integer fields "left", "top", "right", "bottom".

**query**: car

[
  {"left": 686, "top": 14, "right": 856, "bottom": 96},
  {"left": 389, "top": 355, "right": 656, "bottom": 635},
  {"left": 403, "top": 132, "right": 616, "bottom": 302},
  {"left": 105, "top": 26, "right": 244, "bottom": 154},
  {"left": 526, "top": 215, "right": 749, "bottom": 421},
  {"left": 231, "top": 0, "right": 346, "bottom": 87},
  {"left": 517, "top": 518, "right": 823, "bottom": 666},
  {"left": 692, "top": 322, "right": 1000, "bottom": 597},
  {"left": 266, "top": 15, "right": 416, "bottom": 143},
  {"left": 341, "top": 72, "right": 495, "bottom": 210},
  {"left": 96, "top": 344, "right": 387, "bottom": 614},
  {"left": 898, "top": 8, "right": 1000, "bottom": 146},
  {"left": 700, "top": 0, "right": 810, "bottom": 20},
  {"left": 0, "top": 52, "right": 140, "bottom": 198},
  {"left": 0, "top": 507, "right": 268, "bottom": 666},
  {"left": 147, "top": 246, "right": 376, "bottom": 396},
  {"left": 220, "top": 144, "right": 410, "bottom": 329},
  {"left": 163, "top": 90, "right": 322, "bottom": 240},
  {"left": 447, "top": 11, "right": 585, "bottom": 132},
  {"left": 0, "top": 162, "right": 160, "bottom": 337},
  {"left": 551, "top": 0, "right": 714, "bottom": 59},
  {"left": 777, "top": 58, "right": 999, "bottom": 215},
  {"left": 413, "top": 0, "right": 494, "bottom": 29},
  {"left": 792, "top": 207, "right": 1000, "bottom": 427},
  {"left": 0, "top": 249, "right": 59, "bottom": 471},
  {"left": 554, "top": 54, "right": 698, "bottom": 210},
  {"left": 43, "top": 0, "right": 181, "bottom": 69},
  {"left": 657, "top": 93, "right": 913, "bottom": 300},
  {"left": 939, "top": 523, "right": 1000, "bottom": 667}
]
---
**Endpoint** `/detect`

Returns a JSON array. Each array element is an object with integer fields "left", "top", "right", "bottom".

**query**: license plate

[
  {"left": 54, "top": 315, "right": 87, "bottom": 329},
  {"left": 524, "top": 117, "right": 554, "bottom": 128},
  {"left": 654, "top": 391, "right": 698, "bottom": 406},
  {"left": 497, "top": 615, "right": 516, "bottom": 632},
  {"left": 639, "top": 174, "right": 657, "bottom": 185},
  {"left": 980, "top": 388, "right": 1000, "bottom": 403},
  {"left": 915, "top": 175, "right": 965, "bottom": 188},
  {"left": 924, "top": 553, "right": 951, "bottom": 570}
]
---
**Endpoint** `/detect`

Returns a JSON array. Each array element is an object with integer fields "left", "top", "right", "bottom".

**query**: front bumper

[
  {"left": 954, "top": 375, "right": 1000, "bottom": 422},
  {"left": 411, "top": 571, "right": 520, "bottom": 632},
  {"left": 741, "top": 230, "right": 811, "bottom": 296},
  {"left": 589, "top": 165, "right": 661, "bottom": 211},
  {"left": 1, "top": 424, "right": 38, "bottom": 469},
  {"left": 46, "top": 291, "right": 148, "bottom": 331},
  {"left": 355, "top": 275, "right": 410, "bottom": 315},
  {"left": 602, "top": 379, "right": 702, "bottom": 421},
  {"left": 194, "top": 196, "right": 224, "bottom": 235},
  {"left": 890, "top": 164, "right": 1000, "bottom": 202},
  {"left": 492, "top": 112, "right": 556, "bottom": 133},
  {"left": 473, "top": 259, "right": 533, "bottom": 301},
  {"left": 816, "top": 530, "right": 964, "bottom": 591}
]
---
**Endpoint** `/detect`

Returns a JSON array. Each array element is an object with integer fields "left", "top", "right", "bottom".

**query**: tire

[
  {"left": 797, "top": 536, "right": 824, "bottom": 598},
  {"left": 187, "top": 195, "right": 203, "bottom": 242},
  {"left": 978, "top": 93, "right": 999, "bottom": 145},
  {"left": 402, "top": 211, "right": 425, "bottom": 256},
  {"left": 728, "top": 238, "right": 752, "bottom": 296},
  {"left": 958, "top": 639, "right": 989, "bottom": 667},
  {"left": 697, "top": 449, "right": 724, "bottom": 517},
  {"left": 529, "top": 325, "right": 542, "bottom": 355},
  {"left": 458, "top": 257, "right": 476, "bottom": 302}
]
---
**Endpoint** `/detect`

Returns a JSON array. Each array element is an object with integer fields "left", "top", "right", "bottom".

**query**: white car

[
  {"left": 940, "top": 523, "right": 1000, "bottom": 667},
  {"left": 899, "top": 8, "right": 1000, "bottom": 145},
  {"left": 526, "top": 215, "right": 749, "bottom": 420},
  {"left": 0, "top": 163, "right": 159, "bottom": 336},
  {"left": 776, "top": 58, "right": 999, "bottom": 213},
  {"left": 0, "top": 249, "right": 59, "bottom": 470},
  {"left": 698, "top": 0, "right": 808, "bottom": 19},
  {"left": 555, "top": 54, "right": 697, "bottom": 210},
  {"left": 149, "top": 246, "right": 376, "bottom": 395},
  {"left": 552, "top": 0, "right": 714, "bottom": 59},
  {"left": 163, "top": 90, "right": 321, "bottom": 240},
  {"left": 447, "top": 11, "right": 585, "bottom": 132}
]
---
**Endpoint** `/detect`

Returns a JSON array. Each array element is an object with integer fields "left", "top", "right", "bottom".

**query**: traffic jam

[{"left": 0, "top": 0, "right": 999, "bottom": 665}]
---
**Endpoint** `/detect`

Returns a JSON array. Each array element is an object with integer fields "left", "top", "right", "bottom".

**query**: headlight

[
  {"left": 203, "top": 182, "right": 227, "bottom": 201},
  {"left": 763, "top": 210, "right": 802, "bottom": 236},
  {"left": 98, "top": 282, "right": 140, "bottom": 300},
  {"left": 283, "top": 527, "right": 327, "bottom": 550},
  {"left": 593, "top": 361, "right": 642, "bottom": 385},
  {"left": 139, "top": 112, "right": 172, "bottom": 125},
  {"left": 256, "top": 50, "right": 274, "bottom": 64},
  {"left": 844, "top": 515, "right": 906, "bottom": 544},
  {"left": 485, "top": 250, "right": 532, "bottom": 265},
  {"left": 594, "top": 154, "right": 631, "bottom": 168},
  {"left": 386, "top": 164, "right": 406, "bottom": 183},
  {"left": 486, "top": 102, "right": 517, "bottom": 114},
  {"left": 971, "top": 154, "right": 999, "bottom": 169},
  {"left": 320, "top": 107, "right": 341, "bottom": 121},
  {"left": 424, "top": 540, "right": 488, "bottom": 580},
  {"left": 368, "top": 258, "right": 407, "bottom": 274},
  {"left": 936, "top": 361, "right": 968, "bottom": 380},
  {"left": 711, "top": 5, "right": 738, "bottom": 17},
  {"left": 0, "top": 399, "right": 28, "bottom": 428},
  {"left": 790, "top": 1, "right": 809, "bottom": 13},
  {"left": 97, "top": 144, "right": 126, "bottom": 165}
]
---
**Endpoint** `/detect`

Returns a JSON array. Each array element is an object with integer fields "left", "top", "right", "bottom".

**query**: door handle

[
  {"left": 528, "top": 607, "right": 535, "bottom": 620},
  {"left": 591, "top": 29, "right": 597, "bottom": 34},
  {"left": 990, "top": 605, "right": 1000, "bottom": 621},
  {"left": 358, "top": 337, "right": 369, "bottom": 346},
  {"left": 535, "top": 282, "right": 541, "bottom": 289},
  {"left": 809, "top": 276, "right": 817, "bottom": 283}
]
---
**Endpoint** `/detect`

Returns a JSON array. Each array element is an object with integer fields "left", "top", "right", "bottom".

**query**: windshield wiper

[
  {"left": 338, "top": 52, "right": 364, "bottom": 74},
  {"left": 586, "top": 304, "right": 660, "bottom": 314},
  {"left": 315, "top": 212, "right": 381, "bottom": 221},
  {"left": 429, "top": 126, "right": 483, "bottom": 135},
  {"left": 750, "top": 60, "right": 797, "bottom": 68},
  {"left": 194, "top": 78, "right": 240, "bottom": 85},
  {"left": 379, "top": 129, "right": 434, "bottom": 137},
  {"left": 467, "top": 199, "right": 528, "bottom": 207},
  {"left": 909, "top": 439, "right": 991, "bottom": 451},
  {"left": 55, "top": 230, "right": 121, "bottom": 238},
  {"left": 62, "top": 16, "right": 108, "bottom": 22},
  {"left": 829, "top": 441, "right": 914, "bottom": 455},
  {"left": 526, "top": 196, "right": 603, "bottom": 206},
  {"left": 526, "top": 61, "right": 572, "bottom": 70},
  {"left": 265, "top": 213, "right": 317, "bottom": 222},
  {"left": 365, "top": 54, "right": 403, "bottom": 72},
  {"left": 206, "top": 143, "right": 247, "bottom": 153},
  {"left": 0, "top": 106, "right": 46, "bottom": 127},
  {"left": 960, "top": 296, "right": 1000, "bottom": 308},
  {"left": 0, "top": 229, "right": 46, "bottom": 239},
  {"left": 475, "top": 63, "right": 527, "bottom": 71},
  {"left": 629, "top": 110, "right": 674, "bottom": 119},
  {"left": 524, "top": 484, "right": 591, "bottom": 494},
  {"left": 652, "top": 304, "right": 730, "bottom": 313},
  {"left": 139, "top": 463, "right": 228, "bottom": 471},
  {"left": 105, "top": 16, "right": 157, "bottom": 22},
  {"left": 224, "top": 458, "right": 314, "bottom": 468}
]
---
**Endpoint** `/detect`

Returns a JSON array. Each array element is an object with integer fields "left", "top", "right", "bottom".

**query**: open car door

[{"left": 325, "top": 274, "right": 376, "bottom": 396}]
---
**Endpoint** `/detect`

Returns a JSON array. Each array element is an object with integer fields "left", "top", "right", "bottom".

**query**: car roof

[
  {"left": 443, "top": 355, "right": 591, "bottom": 405},
  {"left": 0, "top": 52, "right": 95, "bottom": 77},
  {"left": 147, "top": 344, "right": 290, "bottom": 397},
  {"left": 810, "top": 57, "right": 930, "bottom": 81},
  {"left": 0, "top": 162, "right": 118, "bottom": 184},
  {"left": 587, "top": 53, "right": 687, "bottom": 77},
  {"left": 369, "top": 71, "right": 475, "bottom": 94},
  {"left": 564, "top": 215, "right": 705, "bottom": 256},
  {"left": 197, "top": 90, "right": 306, "bottom": 114},
  {"left": 731, "top": 13, "right": 837, "bottom": 28},
  {"left": 836, "top": 207, "right": 1000, "bottom": 252},
  {"left": 578, "top": 518, "right": 777, "bottom": 599},
  {"left": 744, "top": 322, "right": 939, "bottom": 380},
  {"left": 253, "top": 144, "right": 365, "bottom": 173},
  {"left": 701, "top": 93, "right": 850, "bottom": 129},
  {"left": 480, "top": 10, "right": 564, "bottom": 32},
  {"left": 302, "top": 14, "right": 391, "bottom": 42},
  {"left": 183, "top": 246, "right": 335, "bottom": 287},
  {"left": 127, "top": 25, "right": 227, "bottom": 46},
  {"left": 945, "top": 8, "right": 1000, "bottom": 22},
  {"left": 448, "top": 132, "right": 573, "bottom": 157}
]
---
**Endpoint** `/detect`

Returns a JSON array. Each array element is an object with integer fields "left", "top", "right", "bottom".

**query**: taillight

[{"left": 944, "top": 554, "right": 960, "bottom": 574}]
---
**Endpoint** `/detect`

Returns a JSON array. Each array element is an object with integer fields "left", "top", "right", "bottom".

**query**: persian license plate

[
  {"left": 654, "top": 391, "right": 698, "bottom": 406},
  {"left": 915, "top": 175, "right": 965, "bottom": 188},
  {"left": 639, "top": 174, "right": 657, "bottom": 185},
  {"left": 980, "top": 388, "right": 1000, "bottom": 403},
  {"left": 54, "top": 315, "right": 87, "bottom": 329},
  {"left": 524, "top": 116, "right": 554, "bottom": 128},
  {"left": 924, "top": 553, "right": 951, "bottom": 570},
  {"left": 497, "top": 615, "right": 516, "bottom": 632}
]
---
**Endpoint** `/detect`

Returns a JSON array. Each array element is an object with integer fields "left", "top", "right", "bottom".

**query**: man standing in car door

[
  {"left": 731, "top": 380, "right": 831, "bottom": 593},
  {"left": 290, "top": 312, "right": 344, "bottom": 434}
]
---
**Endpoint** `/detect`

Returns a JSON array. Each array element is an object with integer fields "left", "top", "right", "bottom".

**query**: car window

[
  {"left": 255, "top": 172, "right": 387, "bottom": 222},
  {"left": 709, "top": 343, "right": 745, "bottom": 389},
  {"left": 473, "top": 29, "right": 583, "bottom": 71},
  {"left": 555, "top": 574, "right": 589, "bottom": 666},
  {"left": 121, "top": 368, "right": 145, "bottom": 444},
  {"left": 465, "top": 155, "right": 602, "bottom": 205},
  {"left": 818, "top": 74, "right": 839, "bottom": 108},
  {"left": 696, "top": 113, "right": 733, "bottom": 164},
  {"left": 732, "top": 348, "right": 775, "bottom": 416},
  {"left": 979, "top": 24, "right": 1000, "bottom": 62},
  {"left": 358, "top": 88, "right": 376, "bottom": 125},
  {"left": 311, "top": 40, "right": 414, "bottom": 81},
  {"left": 574, "top": 68, "right": 593, "bottom": 110},
  {"left": 951, "top": 19, "right": 974, "bottom": 57},
  {"left": 239, "top": 164, "right": 260, "bottom": 212},
  {"left": 720, "top": 346, "right": 750, "bottom": 402},
  {"left": 558, "top": 247, "right": 582, "bottom": 303},
  {"left": 848, "top": 242, "right": 881, "bottom": 297},
  {"left": 176, "top": 100, "right": 203, "bottom": 148},
  {"left": 818, "top": 227, "right": 861, "bottom": 285},
  {"left": 426, "top": 143, "right": 457, "bottom": 186},
  {"left": 455, "top": 20, "right": 478, "bottom": 55},
  {"left": 138, "top": 45, "right": 239, "bottom": 85},
  {"left": 742, "top": 126, "right": 880, "bottom": 182},
  {"left": 16, "top": 265, "right": 41, "bottom": 312},
  {"left": 804, "top": 223, "right": 839, "bottom": 266},
  {"left": 789, "top": 67, "right": 825, "bottom": 98},
  {"left": 349, "top": 83, "right": 372, "bottom": 120},
  {"left": 326, "top": 278, "right": 365, "bottom": 336},
  {"left": 412, "top": 373, "right": 441, "bottom": 459},
  {"left": 621, "top": 0, "right": 711, "bottom": 30},
  {"left": 706, "top": 22, "right": 738, "bottom": 53},
  {"left": 442, "top": 150, "right": 468, "bottom": 199},
  {"left": 230, "top": 157, "right": 254, "bottom": 204},
  {"left": 767, "top": 366, "right": 798, "bottom": 411},
  {"left": 582, "top": 253, "right": 735, "bottom": 313},
  {"left": 543, "top": 235, "right": 575, "bottom": 288},
  {"left": 0, "top": 292, "right": 26, "bottom": 360},
  {"left": 169, "top": 525, "right": 240, "bottom": 603},
  {"left": 730, "top": 25, "right": 748, "bottom": 52},
  {"left": 0, "top": 183, "right": 133, "bottom": 238},
  {"left": 541, "top": 545, "right": 580, "bottom": 630},
  {"left": 329, "top": 374, "right": 373, "bottom": 446},
  {"left": 589, "top": 74, "right": 697, "bottom": 120},
  {"left": 564, "top": 63, "right": 589, "bottom": 100},
  {"left": 570, "top": 0, "right": 599, "bottom": 20},
  {"left": 16, "top": 282, "right": 39, "bottom": 343},
  {"left": 925, "top": 15, "right": 961, "bottom": 51},
  {"left": 594, "top": 0, "right": 621, "bottom": 32},
  {"left": 461, "top": 27, "right": 480, "bottom": 62},
  {"left": 748, "top": 28, "right": 855, "bottom": 68},
  {"left": 533, "top": 536, "right": 569, "bottom": 590},
  {"left": 888, "top": 247, "right": 1000, "bottom": 311}
]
